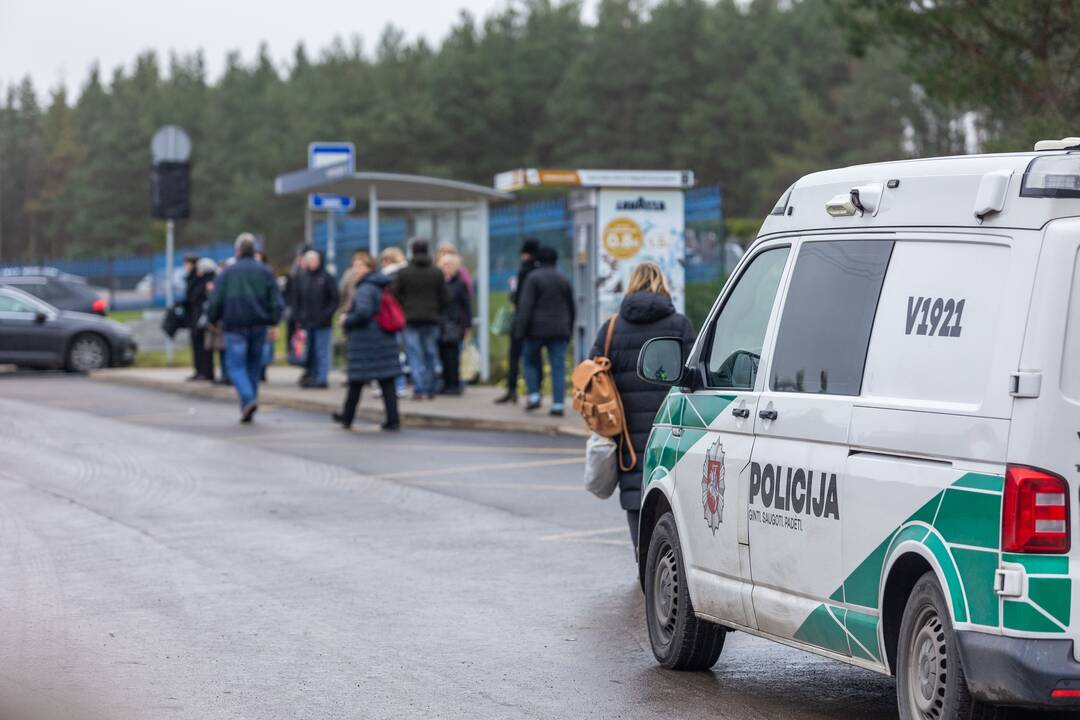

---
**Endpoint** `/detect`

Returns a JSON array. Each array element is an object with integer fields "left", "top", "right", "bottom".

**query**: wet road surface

[{"left": 0, "top": 375, "right": 1065, "bottom": 718}]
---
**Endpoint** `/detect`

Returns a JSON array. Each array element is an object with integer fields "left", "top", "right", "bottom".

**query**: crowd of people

[
  {"left": 179, "top": 234, "right": 484, "bottom": 426},
  {"left": 179, "top": 232, "right": 693, "bottom": 545}
]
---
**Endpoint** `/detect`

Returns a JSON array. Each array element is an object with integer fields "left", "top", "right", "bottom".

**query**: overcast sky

[{"left": 0, "top": 0, "right": 592, "bottom": 99}]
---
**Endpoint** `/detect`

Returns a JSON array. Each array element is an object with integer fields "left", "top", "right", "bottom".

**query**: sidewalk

[{"left": 92, "top": 365, "right": 588, "bottom": 437}]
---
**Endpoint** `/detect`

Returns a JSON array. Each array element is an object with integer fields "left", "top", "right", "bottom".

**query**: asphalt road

[{"left": 0, "top": 374, "right": 1064, "bottom": 719}]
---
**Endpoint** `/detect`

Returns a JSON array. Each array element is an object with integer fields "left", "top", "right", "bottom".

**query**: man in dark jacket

[
  {"left": 390, "top": 239, "right": 449, "bottom": 399},
  {"left": 513, "top": 246, "right": 574, "bottom": 415},
  {"left": 295, "top": 249, "right": 339, "bottom": 388},
  {"left": 495, "top": 238, "right": 540, "bottom": 404},
  {"left": 208, "top": 233, "right": 284, "bottom": 422}
]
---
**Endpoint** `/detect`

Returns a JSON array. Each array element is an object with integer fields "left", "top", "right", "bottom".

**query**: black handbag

[
  {"left": 440, "top": 318, "right": 464, "bottom": 343},
  {"left": 161, "top": 305, "right": 185, "bottom": 338}
]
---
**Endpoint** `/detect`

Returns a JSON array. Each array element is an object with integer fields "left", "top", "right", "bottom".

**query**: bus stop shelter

[{"left": 274, "top": 164, "right": 513, "bottom": 381}]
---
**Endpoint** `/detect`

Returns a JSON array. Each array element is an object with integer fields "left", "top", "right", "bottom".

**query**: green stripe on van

[
  {"left": 1002, "top": 553, "right": 1069, "bottom": 575},
  {"left": 951, "top": 473, "right": 1004, "bottom": 493},
  {"left": 1028, "top": 578, "right": 1072, "bottom": 627},
  {"left": 794, "top": 604, "right": 850, "bottom": 656},
  {"left": 1004, "top": 600, "right": 1063, "bottom": 633},
  {"left": 933, "top": 488, "right": 1001, "bottom": 549},
  {"left": 951, "top": 547, "right": 1000, "bottom": 626},
  {"left": 845, "top": 610, "right": 881, "bottom": 662}
]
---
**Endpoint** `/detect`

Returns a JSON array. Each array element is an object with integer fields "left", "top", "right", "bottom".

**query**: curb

[{"left": 91, "top": 372, "right": 589, "bottom": 438}]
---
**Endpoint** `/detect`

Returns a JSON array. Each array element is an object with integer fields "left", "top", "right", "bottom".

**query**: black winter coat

[
  {"left": 295, "top": 267, "right": 340, "bottom": 329},
  {"left": 391, "top": 254, "right": 450, "bottom": 325},
  {"left": 440, "top": 272, "right": 472, "bottom": 343},
  {"left": 344, "top": 271, "right": 403, "bottom": 382},
  {"left": 186, "top": 273, "right": 212, "bottom": 329},
  {"left": 513, "top": 266, "right": 575, "bottom": 340},
  {"left": 510, "top": 259, "right": 538, "bottom": 307},
  {"left": 589, "top": 291, "right": 695, "bottom": 510}
]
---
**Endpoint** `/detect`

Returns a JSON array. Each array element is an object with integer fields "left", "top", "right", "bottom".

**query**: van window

[
  {"left": 705, "top": 246, "right": 789, "bottom": 389},
  {"left": 861, "top": 240, "right": 1010, "bottom": 409},
  {"left": 770, "top": 240, "right": 893, "bottom": 395}
]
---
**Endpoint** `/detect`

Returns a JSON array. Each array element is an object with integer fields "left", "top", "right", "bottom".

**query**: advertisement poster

[{"left": 595, "top": 188, "right": 685, "bottom": 325}]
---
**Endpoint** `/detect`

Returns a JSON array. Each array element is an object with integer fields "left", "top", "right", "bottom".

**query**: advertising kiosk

[{"left": 495, "top": 169, "right": 695, "bottom": 360}]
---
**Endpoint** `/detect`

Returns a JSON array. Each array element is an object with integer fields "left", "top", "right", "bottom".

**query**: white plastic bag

[
  {"left": 584, "top": 433, "right": 619, "bottom": 499},
  {"left": 460, "top": 341, "right": 481, "bottom": 384}
]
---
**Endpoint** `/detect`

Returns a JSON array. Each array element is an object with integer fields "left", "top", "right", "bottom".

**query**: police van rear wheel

[
  {"left": 896, "top": 572, "right": 993, "bottom": 720},
  {"left": 644, "top": 512, "right": 726, "bottom": 670}
]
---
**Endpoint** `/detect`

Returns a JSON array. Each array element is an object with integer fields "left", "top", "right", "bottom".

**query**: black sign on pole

[
  {"left": 150, "top": 125, "right": 192, "bottom": 220},
  {"left": 151, "top": 161, "right": 191, "bottom": 219}
]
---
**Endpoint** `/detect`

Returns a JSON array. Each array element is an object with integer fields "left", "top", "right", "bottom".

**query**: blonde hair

[
  {"left": 626, "top": 262, "right": 671, "bottom": 296},
  {"left": 436, "top": 242, "right": 457, "bottom": 259},
  {"left": 438, "top": 252, "right": 462, "bottom": 275},
  {"left": 380, "top": 247, "right": 405, "bottom": 265},
  {"left": 352, "top": 250, "right": 376, "bottom": 271}
]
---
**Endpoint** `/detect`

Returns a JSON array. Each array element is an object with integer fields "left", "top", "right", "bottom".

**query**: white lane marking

[
  {"left": 410, "top": 480, "right": 581, "bottom": 492},
  {"left": 379, "top": 456, "right": 583, "bottom": 480},
  {"left": 540, "top": 527, "right": 631, "bottom": 546}
]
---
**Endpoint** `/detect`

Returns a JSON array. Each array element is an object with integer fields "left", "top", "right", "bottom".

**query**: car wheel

[
  {"left": 644, "top": 512, "right": 726, "bottom": 670},
  {"left": 896, "top": 572, "right": 994, "bottom": 720},
  {"left": 66, "top": 333, "right": 110, "bottom": 373}
]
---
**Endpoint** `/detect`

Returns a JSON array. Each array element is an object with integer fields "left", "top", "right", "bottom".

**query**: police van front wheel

[
  {"left": 644, "top": 512, "right": 726, "bottom": 670},
  {"left": 896, "top": 572, "right": 993, "bottom": 720}
]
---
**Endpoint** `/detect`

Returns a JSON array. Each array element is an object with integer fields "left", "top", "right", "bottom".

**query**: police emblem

[{"left": 702, "top": 438, "right": 725, "bottom": 534}]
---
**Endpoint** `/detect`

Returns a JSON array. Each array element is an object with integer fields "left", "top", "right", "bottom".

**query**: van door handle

[
  {"left": 759, "top": 409, "right": 778, "bottom": 421},
  {"left": 731, "top": 407, "right": 750, "bottom": 419}
]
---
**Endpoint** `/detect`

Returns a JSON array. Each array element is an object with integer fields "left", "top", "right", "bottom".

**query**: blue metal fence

[{"left": 1, "top": 186, "right": 724, "bottom": 309}]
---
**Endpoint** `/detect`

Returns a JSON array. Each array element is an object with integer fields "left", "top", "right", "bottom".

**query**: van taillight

[{"left": 1002, "top": 465, "right": 1070, "bottom": 553}]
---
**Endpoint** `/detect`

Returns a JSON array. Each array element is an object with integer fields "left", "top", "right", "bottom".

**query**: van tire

[
  {"left": 896, "top": 571, "right": 995, "bottom": 720},
  {"left": 644, "top": 512, "right": 725, "bottom": 670}
]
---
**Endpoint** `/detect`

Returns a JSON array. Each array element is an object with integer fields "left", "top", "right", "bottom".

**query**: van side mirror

[
  {"left": 637, "top": 337, "right": 686, "bottom": 386},
  {"left": 34, "top": 311, "right": 47, "bottom": 325}
]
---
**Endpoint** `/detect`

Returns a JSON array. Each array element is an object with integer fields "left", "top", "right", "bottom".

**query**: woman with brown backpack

[{"left": 585, "top": 262, "right": 695, "bottom": 548}]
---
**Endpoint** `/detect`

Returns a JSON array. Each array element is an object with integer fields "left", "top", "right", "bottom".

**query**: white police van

[{"left": 635, "top": 139, "right": 1080, "bottom": 718}]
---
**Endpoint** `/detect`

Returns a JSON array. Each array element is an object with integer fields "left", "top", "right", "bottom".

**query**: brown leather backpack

[{"left": 572, "top": 316, "right": 637, "bottom": 472}]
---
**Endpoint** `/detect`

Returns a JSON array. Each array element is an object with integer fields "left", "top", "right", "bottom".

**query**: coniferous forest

[{"left": 0, "top": 0, "right": 1074, "bottom": 263}]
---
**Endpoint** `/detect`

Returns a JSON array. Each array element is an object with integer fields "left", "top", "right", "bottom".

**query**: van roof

[{"left": 759, "top": 150, "right": 1080, "bottom": 237}]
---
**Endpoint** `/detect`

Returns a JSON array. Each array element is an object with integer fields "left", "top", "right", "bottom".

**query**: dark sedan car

[
  {"left": 0, "top": 268, "right": 108, "bottom": 315},
  {"left": 0, "top": 285, "right": 136, "bottom": 372}
]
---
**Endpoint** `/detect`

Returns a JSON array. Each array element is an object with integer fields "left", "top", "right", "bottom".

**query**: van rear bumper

[{"left": 956, "top": 631, "right": 1080, "bottom": 707}]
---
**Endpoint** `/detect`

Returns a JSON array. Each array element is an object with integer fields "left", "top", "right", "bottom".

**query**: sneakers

[
  {"left": 550, "top": 406, "right": 565, "bottom": 417},
  {"left": 240, "top": 403, "right": 258, "bottom": 423},
  {"left": 524, "top": 394, "right": 542, "bottom": 412}
]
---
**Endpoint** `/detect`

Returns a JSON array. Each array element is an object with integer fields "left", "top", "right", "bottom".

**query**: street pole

[
  {"left": 304, "top": 205, "right": 312, "bottom": 249},
  {"left": 369, "top": 185, "right": 379, "bottom": 257},
  {"left": 326, "top": 210, "right": 336, "bottom": 275},
  {"left": 477, "top": 199, "right": 490, "bottom": 382},
  {"left": 165, "top": 219, "right": 175, "bottom": 364}
]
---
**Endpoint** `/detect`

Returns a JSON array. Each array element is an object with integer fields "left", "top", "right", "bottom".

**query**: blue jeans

[
  {"left": 225, "top": 327, "right": 268, "bottom": 409},
  {"left": 403, "top": 324, "right": 440, "bottom": 396},
  {"left": 307, "top": 326, "right": 332, "bottom": 384},
  {"left": 523, "top": 337, "right": 568, "bottom": 408}
]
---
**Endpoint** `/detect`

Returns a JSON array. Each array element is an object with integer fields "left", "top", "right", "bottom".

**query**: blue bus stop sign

[{"left": 308, "top": 142, "right": 355, "bottom": 212}]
